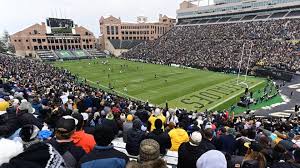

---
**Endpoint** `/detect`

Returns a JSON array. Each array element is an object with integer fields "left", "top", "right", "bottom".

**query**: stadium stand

[
  {"left": 71, "top": 50, "right": 91, "bottom": 59},
  {"left": 86, "top": 49, "right": 108, "bottom": 58},
  {"left": 122, "top": 18, "right": 300, "bottom": 73},
  {"left": 35, "top": 50, "right": 58, "bottom": 61},
  {"left": 1, "top": 53, "right": 300, "bottom": 168}
]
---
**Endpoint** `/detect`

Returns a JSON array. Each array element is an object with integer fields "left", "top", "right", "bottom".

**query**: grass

[{"left": 53, "top": 58, "right": 274, "bottom": 113}]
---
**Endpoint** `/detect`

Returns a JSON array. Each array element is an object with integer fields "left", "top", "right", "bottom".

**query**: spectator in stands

[
  {"left": 79, "top": 125, "right": 129, "bottom": 168},
  {"left": 148, "top": 108, "right": 166, "bottom": 132},
  {"left": 217, "top": 127, "right": 237, "bottom": 155},
  {"left": 126, "top": 119, "right": 145, "bottom": 156},
  {"left": 71, "top": 112, "right": 96, "bottom": 153},
  {"left": 146, "top": 119, "right": 171, "bottom": 155},
  {"left": 49, "top": 116, "right": 86, "bottom": 168},
  {"left": 16, "top": 101, "right": 43, "bottom": 131},
  {"left": 100, "top": 112, "right": 119, "bottom": 136},
  {"left": 196, "top": 150, "right": 227, "bottom": 168},
  {"left": 168, "top": 122, "right": 189, "bottom": 151},
  {"left": 200, "top": 128, "right": 216, "bottom": 151},
  {"left": 0, "top": 107, "right": 18, "bottom": 138},
  {"left": 242, "top": 141, "right": 267, "bottom": 168},
  {"left": 126, "top": 139, "right": 168, "bottom": 168},
  {"left": 178, "top": 131, "right": 205, "bottom": 168},
  {"left": 123, "top": 114, "right": 133, "bottom": 143}
]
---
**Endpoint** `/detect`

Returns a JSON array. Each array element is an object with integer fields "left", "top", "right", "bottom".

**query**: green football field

[{"left": 54, "top": 58, "right": 267, "bottom": 112}]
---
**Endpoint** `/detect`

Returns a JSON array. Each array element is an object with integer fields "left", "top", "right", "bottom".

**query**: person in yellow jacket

[
  {"left": 148, "top": 108, "right": 166, "bottom": 132},
  {"left": 0, "top": 98, "right": 9, "bottom": 113},
  {"left": 168, "top": 122, "right": 189, "bottom": 151}
]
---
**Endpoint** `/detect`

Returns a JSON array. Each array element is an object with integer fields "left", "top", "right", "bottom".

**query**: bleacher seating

[
  {"left": 36, "top": 50, "right": 58, "bottom": 61},
  {"left": 86, "top": 49, "right": 107, "bottom": 58},
  {"left": 55, "top": 50, "right": 77, "bottom": 60}
]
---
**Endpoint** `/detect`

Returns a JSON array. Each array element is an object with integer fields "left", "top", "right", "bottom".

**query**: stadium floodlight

[{"left": 237, "top": 41, "right": 253, "bottom": 88}]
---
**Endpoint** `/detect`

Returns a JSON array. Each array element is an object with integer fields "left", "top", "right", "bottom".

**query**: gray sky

[{"left": 0, "top": 0, "right": 210, "bottom": 36}]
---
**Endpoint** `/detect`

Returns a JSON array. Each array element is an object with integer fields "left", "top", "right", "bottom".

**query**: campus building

[
  {"left": 99, "top": 14, "right": 176, "bottom": 52},
  {"left": 10, "top": 18, "right": 96, "bottom": 58}
]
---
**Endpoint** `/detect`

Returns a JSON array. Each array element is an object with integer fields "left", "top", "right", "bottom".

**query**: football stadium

[{"left": 1, "top": 0, "right": 300, "bottom": 168}]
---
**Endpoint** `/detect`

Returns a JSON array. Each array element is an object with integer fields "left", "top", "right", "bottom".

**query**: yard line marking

[{"left": 85, "top": 79, "right": 145, "bottom": 102}]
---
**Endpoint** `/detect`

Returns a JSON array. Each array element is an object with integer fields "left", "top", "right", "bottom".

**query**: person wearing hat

[
  {"left": 126, "top": 139, "right": 168, "bottom": 168},
  {"left": 100, "top": 112, "right": 119, "bottom": 136},
  {"left": 19, "top": 124, "right": 41, "bottom": 149},
  {"left": 168, "top": 122, "right": 189, "bottom": 151},
  {"left": 178, "top": 131, "right": 206, "bottom": 168},
  {"left": 15, "top": 101, "right": 43, "bottom": 135},
  {"left": 196, "top": 150, "right": 227, "bottom": 168},
  {"left": 79, "top": 125, "right": 129, "bottom": 168},
  {"left": 49, "top": 116, "right": 86, "bottom": 168},
  {"left": 126, "top": 119, "right": 146, "bottom": 156},
  {"left": 71, "top": 113, "right": 96, "bottom": 153},
  {"left": 145, "top": 119, "right": 171, "bottom": 155},
  {"left": 148, "top": 108, "right": 166, "bottom": 132},
  {"left": 123, "top": 114, "right": 133, "bottom": 143}
]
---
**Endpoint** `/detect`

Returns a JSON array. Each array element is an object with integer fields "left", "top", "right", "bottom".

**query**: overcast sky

[{"left": 0, "top": 0, "right": 210, "bottom": 36}]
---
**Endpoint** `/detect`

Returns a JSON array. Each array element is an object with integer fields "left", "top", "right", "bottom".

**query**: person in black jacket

[
  {"left": 146, "top": 119, "right": 171, "bottom": 155},
  {"left": 16, "top": 101, "right": 43, "bottom": 130},
  {"left": 178, "top": 131, "right": 206, "bottom": 168},
  {"left": 100, "top": 113, "right": 118, "bottom": 136},
  {"left": 126, "top": 119, "right": 145, "bottom": 156},
  {"left": 0, "top": 108, "right": 19, "bottom": 138},
  {"left": 48, "top": 116, "right": 85, "bottom": 168},
  {"left": 199, "top": 128, "right": 216, "bottom": 151}
]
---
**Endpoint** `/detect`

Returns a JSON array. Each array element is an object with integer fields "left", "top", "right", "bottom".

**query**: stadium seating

[
  {"left": 86, "top": 49, "right": 108, "bottom": 58},
  {"left": 122, "top": 18, "right": 300, "bottom": 72},
  {"left": 36, "top": 50, "right": 58, "bottom": 61},
  {"left": 55, "top": 50, "right": 77, "bottom": 60}
]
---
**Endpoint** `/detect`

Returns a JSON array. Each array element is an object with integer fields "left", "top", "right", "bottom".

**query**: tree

[
  {"left": 0, "top": 30, "right": 15, "bottom": 53},
  {"left": 0, "top": 40, "right": 6, "bottom": 53}
]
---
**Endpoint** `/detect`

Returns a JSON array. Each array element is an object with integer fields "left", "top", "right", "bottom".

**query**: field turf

[{"left": 54, "top": 58, "right": 266, "bottom": 112}]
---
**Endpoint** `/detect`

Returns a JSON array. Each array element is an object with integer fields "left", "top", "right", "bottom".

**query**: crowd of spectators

[
  {"left": 122, "top": 18, "right": 300, "bottom": 72},
  {"left": 1, "top": 54, "right": 300, "bottom": 168}
]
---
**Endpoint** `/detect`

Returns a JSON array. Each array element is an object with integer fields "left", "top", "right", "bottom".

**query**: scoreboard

[{"left": 46, "top": 18, "right": 74, "bottom": 34}]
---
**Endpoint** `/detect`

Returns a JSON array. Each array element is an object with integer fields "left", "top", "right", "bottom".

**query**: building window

[
  {"left": 38, "top": 46, "right": 42, "bottom": 50},
  {"left": 90, "top": 45, "right": 93, "bottom": 48},
  {"left": 116, "top": 37, "right": 119, "bottom": 40},
  {"left": 33, "top": 30, "right": 38, "bottom": 34},
  {"left": 107, "top": 26, "right": 110, "bottom": 35},
  {"left": 14, "top": 40, "right": 17, "bottom": 42},
  {"left": 27, "top": 46, "right": 30, "bottom": 50},
  {"left": 26, "top": 39, "right": 29, "bottom": 42},
  {"left": 111, "top": 26, "right": 115, "bottom": 35},
  {"left": 43, "top": 46, "right": 47, "bottom": 50},
  {"left": 42, "top": 39, "right": 46, "bottom": 42},
  {"left": 85, "top": 32, "right": 89, "bottom": 35},
  {"left": 34, "top": 46, "right": 38, "bottom": 50},
  {"left": 37, "top": 39, "right": 42, "bottom": 43},
  {"left": 116, "top": 26, "right": 119, "bottom": 35},
  {"left": 32, "top": 39, "right": 37, "bottom": 42}
]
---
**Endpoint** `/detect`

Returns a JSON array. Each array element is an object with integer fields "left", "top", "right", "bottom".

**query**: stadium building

[
  {"left": 10, "top": 18, "right": 104, "bottom": 61},
  {"left": 177, "top": 0, "right": 300, "bottom": 24},
  {"left": 99, "top": 14, "right": 175, "bottom": 55}
]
